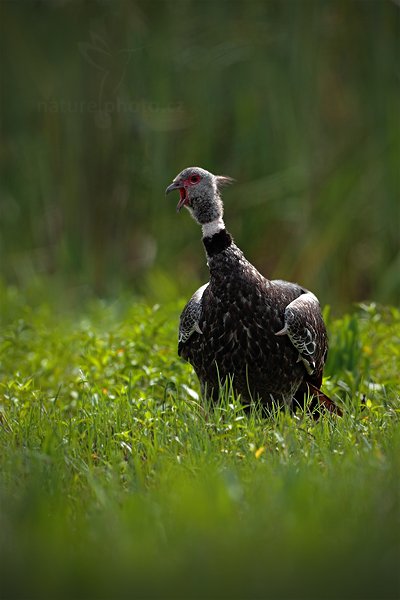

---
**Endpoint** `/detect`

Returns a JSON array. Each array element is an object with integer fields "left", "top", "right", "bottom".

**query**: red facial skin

[{"left": 177, "top": 174, "right": 202, "bottom": 211}]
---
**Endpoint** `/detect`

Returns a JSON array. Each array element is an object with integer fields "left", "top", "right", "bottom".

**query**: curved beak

[
  {"left": 166, "top": 180, "right": 187, "bottom": 212},
  {"left": 165, "top": 181, "right": 181, "bottom": 195}
]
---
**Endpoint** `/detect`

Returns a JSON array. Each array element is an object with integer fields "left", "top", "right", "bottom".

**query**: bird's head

[{"left": 166, "top": 166, "right": 233, "bottom": 225}]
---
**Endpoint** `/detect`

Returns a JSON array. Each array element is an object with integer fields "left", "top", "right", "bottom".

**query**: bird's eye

[{"left": 190, "top": 175, "right": 200, "bottom": 183}]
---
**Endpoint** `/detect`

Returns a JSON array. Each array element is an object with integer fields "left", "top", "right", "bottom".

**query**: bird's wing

[
  {"left": 178, "top": 283, "right": 209, "bottom": 347},
  {"left": 275, "top": 291, "right": 327, "bottom": 377}
]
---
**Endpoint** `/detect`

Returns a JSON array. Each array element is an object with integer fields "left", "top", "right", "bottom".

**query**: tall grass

[
  {"left": 0, "top": 285, "right": 399, "bottom": 599},
  {"left": 1, "top": 1, "right": 399, "bottom": 308}
]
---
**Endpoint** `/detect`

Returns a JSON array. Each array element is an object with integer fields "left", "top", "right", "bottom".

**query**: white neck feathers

[{"left": 202, "top": 217, "right": 225, "bottom": 238}]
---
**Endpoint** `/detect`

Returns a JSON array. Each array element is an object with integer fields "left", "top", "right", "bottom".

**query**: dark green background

[{"left": 1, "top": 0, "right": 399, "bottom": 309}]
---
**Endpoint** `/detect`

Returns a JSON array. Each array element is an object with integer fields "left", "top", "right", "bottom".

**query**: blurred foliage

[{"left": 0, "top": 0, "right": 399, "bottom": 309}]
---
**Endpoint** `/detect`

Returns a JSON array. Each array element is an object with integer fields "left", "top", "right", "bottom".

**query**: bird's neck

[
  {"left": 201, "top": 216, "right": 225, "bottom": 238},
  {"left": 202, "top": 217, "right": 233, "bottom": 258}
]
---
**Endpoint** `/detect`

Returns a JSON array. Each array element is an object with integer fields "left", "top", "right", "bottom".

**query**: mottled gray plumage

[
  {"left": 275, "top": 289, "right": 322, "bottom": 375},
  {"left": 179, "top": 283, "right": 208, "bottom": 344},
  {"left": 166, "top": 167, "right": 340, "bottom": 414}
]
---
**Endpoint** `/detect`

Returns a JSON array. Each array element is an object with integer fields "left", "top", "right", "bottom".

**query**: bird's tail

[{"left": 294, "top": 382, "right": 343, "bottom": 418}]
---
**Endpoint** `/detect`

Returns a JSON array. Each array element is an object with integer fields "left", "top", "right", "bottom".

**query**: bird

[{"left": 166, "top": 166, "right": 342, "bottom": 416}]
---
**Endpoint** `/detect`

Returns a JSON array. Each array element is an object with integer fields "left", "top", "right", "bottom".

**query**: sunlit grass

[{"left": 0, "top": 286, "right": 399, "bottom": 599}]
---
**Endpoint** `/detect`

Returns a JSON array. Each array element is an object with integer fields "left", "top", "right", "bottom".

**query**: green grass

[{"left": 0, "top": 285, "right": 399, "bottom": 599}]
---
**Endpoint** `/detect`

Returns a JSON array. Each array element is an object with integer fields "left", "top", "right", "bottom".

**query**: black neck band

[{"left": 203, "top": 229, "right": 232, "bottom": 257}]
